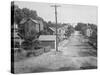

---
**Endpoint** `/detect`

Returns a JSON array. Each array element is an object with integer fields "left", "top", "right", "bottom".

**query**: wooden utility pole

[{"left": 51, "top": 5, "right": 60, "bottom": 52}]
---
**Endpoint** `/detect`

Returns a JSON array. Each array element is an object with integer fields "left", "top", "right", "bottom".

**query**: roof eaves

[{"left": 30, "top": 18, "right": 38, "bottom": 24}]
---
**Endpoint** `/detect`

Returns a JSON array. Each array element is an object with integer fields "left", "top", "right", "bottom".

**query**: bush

[
  {"left": 21, "top": 41, "right": 32, "bottom": 50},
  {"left": 14, "top": 49, "right": 27, "bottom": 62},
  {"left": 33, "top": 48, "right": 44, "bottom": 56}
]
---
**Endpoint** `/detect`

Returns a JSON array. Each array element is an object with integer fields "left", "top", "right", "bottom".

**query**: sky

[{"left": 15, "top": 1, "right": 98, "bottom": 25}]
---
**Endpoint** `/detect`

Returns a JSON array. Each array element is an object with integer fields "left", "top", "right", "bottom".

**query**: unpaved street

[{"left": 14, "top": 31, "right": 97, "bottom": 73}]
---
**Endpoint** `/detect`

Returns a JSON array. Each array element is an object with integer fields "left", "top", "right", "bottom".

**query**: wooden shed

[{"left": 38, "top": 35, "right": 56, "bottom": 49}]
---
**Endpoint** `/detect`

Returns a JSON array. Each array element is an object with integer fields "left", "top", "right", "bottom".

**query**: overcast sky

[{"left": 15, "top": 1, "right": 98, "bottom": 24}]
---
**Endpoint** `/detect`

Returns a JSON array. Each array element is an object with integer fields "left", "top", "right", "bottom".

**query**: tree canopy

[{"left": 11, "top": 2, "right": 38, "bottom": 25}]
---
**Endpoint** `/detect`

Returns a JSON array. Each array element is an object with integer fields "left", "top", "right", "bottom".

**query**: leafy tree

[
  {"left": 65, "top": 25, "right": 74, "bottom": 37},
  {"left": 75, "top": 23, "right": 87, "bottom": 31}
]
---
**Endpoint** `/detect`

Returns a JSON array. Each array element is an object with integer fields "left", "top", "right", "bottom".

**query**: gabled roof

[
  {"left": 30, "top": 18, "right": 38, "bottom": 24},
  {"left": 20, "top": 18, "right": 38, "bottom": 24}
]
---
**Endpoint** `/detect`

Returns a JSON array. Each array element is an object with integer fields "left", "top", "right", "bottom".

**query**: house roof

[
  {"left": 20, "top": 18, "right": 38, "bottom": 24},
  {"left": 30, "top": 18, "right": 38, "bottom": 24},
  {"left": 38, "top": 35, "right": 56, "bottom": 41},
  {"left": 49, "top": 27, "right": 56, "bottom": 32},
  {"left": 49, "top": 25, "right": 68, "bottom": 31}
]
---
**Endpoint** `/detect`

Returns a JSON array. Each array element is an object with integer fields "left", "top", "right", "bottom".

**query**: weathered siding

[{"left": 40, "top": 41, "right": 55, "bottom": 49}]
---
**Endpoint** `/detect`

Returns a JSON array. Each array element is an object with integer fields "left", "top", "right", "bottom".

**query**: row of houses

[
  {"left": 12, "top": 18, "right": 70, "bottom": 50},
  {"left": 48, "top": 24, "right": 69, "bottom": 40},
  {"left": 12, "top": 18, "right": 56, "bottom": 50}
]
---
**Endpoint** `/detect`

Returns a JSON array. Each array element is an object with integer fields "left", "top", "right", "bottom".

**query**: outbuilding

[{"left": 38, "top": 35, "right": 56, "bottom": 50}]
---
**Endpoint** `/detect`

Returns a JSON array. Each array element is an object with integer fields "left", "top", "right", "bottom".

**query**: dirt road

[{"left": 14, "top": 31, "right": 97, "bottom": 73}]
